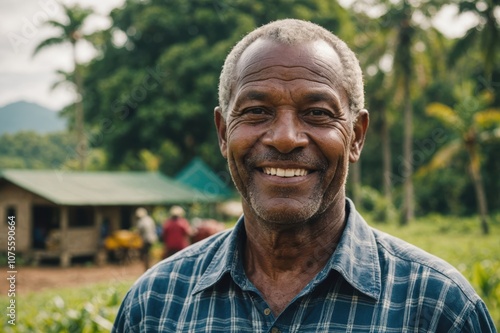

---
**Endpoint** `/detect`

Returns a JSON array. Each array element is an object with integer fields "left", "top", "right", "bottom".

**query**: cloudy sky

[
  {"left": 0, "top": 0, "right": 124, "bottom": 111},
  {"left": 0, "top": 0, "right": 477, "bottom": 112}
]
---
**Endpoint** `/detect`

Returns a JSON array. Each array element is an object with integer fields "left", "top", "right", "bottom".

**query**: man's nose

[{"left": 261, "top": 111, "right": 308, "bottom": 153}]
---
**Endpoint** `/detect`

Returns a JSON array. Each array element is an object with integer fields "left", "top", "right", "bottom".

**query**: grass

[
  {"left": 1, "top": 214, "right": 499, "bottom": 331},
  {"left": 368, "top": 214, "right": 500, "bottom": 272}
]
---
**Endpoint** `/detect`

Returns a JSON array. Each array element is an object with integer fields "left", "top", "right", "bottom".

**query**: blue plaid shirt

[{"left": 113, "top": 200, "right": 496, "bottom": 332}]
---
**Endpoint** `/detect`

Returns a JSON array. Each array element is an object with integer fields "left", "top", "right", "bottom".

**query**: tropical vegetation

[{"left": 2, "top": 0, "right": 500, "bottom": 227}]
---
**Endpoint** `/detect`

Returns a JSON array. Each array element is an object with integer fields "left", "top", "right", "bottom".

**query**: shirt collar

[
  {"left": 192, "top": 199, "right": 381, "bottom": 300},
  {"left": 191, "top": 216, "right": 245, "bottom": 295},
  {"left": 329, "top": 198, "right": 381, "bottom": 300}
]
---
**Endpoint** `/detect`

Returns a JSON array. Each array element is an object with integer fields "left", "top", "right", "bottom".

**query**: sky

[
  {"left": 0, "top": 0, "right": 125, "bottom": 111},
  {"left": 0, "top": 0, "right": 479, "bottom": 112}
]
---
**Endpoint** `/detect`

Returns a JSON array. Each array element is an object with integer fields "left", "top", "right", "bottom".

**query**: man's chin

[{"left": 249, "top": 200, "right": 320, "bottom": 227}]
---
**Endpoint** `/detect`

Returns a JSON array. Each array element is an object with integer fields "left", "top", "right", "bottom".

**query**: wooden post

[
  {"left": 94, "top": 207, "right": 106, "bottom": 265},
  {"left": 60, "top": 206, "right": 70, "bottom": 267}
]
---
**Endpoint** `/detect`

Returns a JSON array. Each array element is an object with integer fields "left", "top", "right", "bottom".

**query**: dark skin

[{"left": 215, "top": 38, "right": 369, "bottom": 315}]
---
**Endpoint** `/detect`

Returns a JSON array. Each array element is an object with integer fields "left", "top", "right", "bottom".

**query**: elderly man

[{"left": 113, "top": 19, "right": 495, "bottom": 332}]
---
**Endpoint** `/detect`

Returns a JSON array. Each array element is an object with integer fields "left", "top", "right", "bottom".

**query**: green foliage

[
  {"left": 471, "top": 261, "right": 500, "bottom": 324},
  {"left": 14, "top": 0, "right": 499, "bottom": 221},
  {"left": 449, "top": 0, "right": 500, "bottom": 78},
  {"left": 0, "top": 132, "right": 78, "bottom": 170},
  {"left": 81, "top": 0, "right": 354, "bottom": 175},
  {"left": 0, "top": 281, "right": 131, "bottom": 333},
  {"left": 357, "top": 186, "right": 397, "bottom": 222}
]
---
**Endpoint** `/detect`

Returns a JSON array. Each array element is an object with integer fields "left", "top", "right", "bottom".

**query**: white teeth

[{"left": 263, "top": 167, "right": 309, "bottom": 177}]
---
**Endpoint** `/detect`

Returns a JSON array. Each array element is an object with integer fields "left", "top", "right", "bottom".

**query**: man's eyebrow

[
  {"left": 303, "top": 91, "right": 343, "bottom": 110},
  {"left": 303, "top": 92, "right": 335, "bottom": 103},
  {"left": 244, "top": 90, "right": 269, "bottom": 101}
]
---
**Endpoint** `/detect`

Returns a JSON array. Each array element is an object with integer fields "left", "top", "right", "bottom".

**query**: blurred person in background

[
  {"left": 135, "top": 207, "right": 158, "bottom": 271},
  {"left": 161, "top": 205, "right": 192, "bottom": 258}
]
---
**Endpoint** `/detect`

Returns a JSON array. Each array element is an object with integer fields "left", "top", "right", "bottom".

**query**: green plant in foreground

[
  {"left": 1, "top": 282, "right": 127, "bottom": 333},
  {"left": 469, "top": 261, "right": 500, "bottom": 326}
]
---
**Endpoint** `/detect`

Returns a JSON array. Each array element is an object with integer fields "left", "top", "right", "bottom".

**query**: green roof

[
  {"left": 175, "top": 158, "right": 235, "bottom": 198},
  {"left": 0, "top": 169, "right": 218, "bottom": 206}
]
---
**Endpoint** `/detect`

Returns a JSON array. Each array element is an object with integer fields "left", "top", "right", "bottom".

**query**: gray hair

[{"left": 218, "top": 19, "right": 365, "bottom": 119}]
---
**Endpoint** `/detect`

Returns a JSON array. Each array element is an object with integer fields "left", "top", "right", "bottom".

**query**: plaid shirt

[{"left": 113, "top": 200, "right": 496, "bottom": 332}]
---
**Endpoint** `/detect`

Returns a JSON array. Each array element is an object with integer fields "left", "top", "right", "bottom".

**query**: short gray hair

[{"left": 218, "top": 19, "right": 365, "bottom": 119}]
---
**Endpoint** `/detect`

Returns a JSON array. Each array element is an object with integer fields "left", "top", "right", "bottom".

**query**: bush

[{"left": 358, "top": 186, "right": 397, "bottom": 223}]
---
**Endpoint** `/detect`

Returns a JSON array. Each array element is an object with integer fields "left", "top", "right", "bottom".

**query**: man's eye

[
  {"left": 309, "top": 109, "right": 330, "bottom": 116},
  {"left": 246, "top": 108, "right": 266, "bottom": 115}
]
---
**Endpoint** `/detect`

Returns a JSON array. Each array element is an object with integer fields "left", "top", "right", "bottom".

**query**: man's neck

[{"left": 242, "top": 198, "right": 347, "bottom": 314}]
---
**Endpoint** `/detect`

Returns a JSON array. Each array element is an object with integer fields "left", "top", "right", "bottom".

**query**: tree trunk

[
  {"left": 466, "top": 143, "right": 490, "bottom": 234},
  {"left": 401, "top": 78, "right": 414, "bottom": 225},
  {"left": 381, "top": 106, "right": 393, "bottom": 220},
  {"left": 351, "top": 161, "right": 362, "bottom": 208},
  {"left": 398, "top": 1, "right": 414, "bottom": 225},
  {"left": 72, "top": 41, "right": 86, "bottom": 170}
]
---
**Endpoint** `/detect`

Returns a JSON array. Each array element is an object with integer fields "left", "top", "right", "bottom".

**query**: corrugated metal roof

[
  {"left": 0, "top": 169, "right": 218, "bottom": 205},
  {"left": 175, "top": 158, "right": 235, "bottom": 198}
]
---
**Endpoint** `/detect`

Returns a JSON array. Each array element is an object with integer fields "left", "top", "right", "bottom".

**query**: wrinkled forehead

[{"left": 235, "top": 37, "right": 344, "bottom": 85}]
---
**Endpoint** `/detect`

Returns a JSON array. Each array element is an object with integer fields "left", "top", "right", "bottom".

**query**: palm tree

[
  {"left": 351, "top": 0, "right": 446, "bottom": 223},
  {"left": 420, "top": 84, "right": 500, "bottom": 234},
  {"left": 393, "top": 1, "right": 416, "bottom": 224},
  {"left": 33, "top": 4, "right": 93, "bottom": 170},
  {"left": 448, "top": 0, "right": 500, "bottom": 80},
  {"left": 50, "top": 68, "right": 75, "bottom": 91}
]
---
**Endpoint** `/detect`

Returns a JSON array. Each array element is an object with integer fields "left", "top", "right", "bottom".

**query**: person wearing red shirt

[{"left": 162, "top": 206, "right": 192, "bottom": 258}]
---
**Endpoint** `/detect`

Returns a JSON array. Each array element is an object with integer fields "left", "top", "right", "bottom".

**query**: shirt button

[
  {"left": 271, "top": 328, "right": 280, "bottom": 333},
  {"left": 264, "top": 308, "right": 271, "bottom": 316}
]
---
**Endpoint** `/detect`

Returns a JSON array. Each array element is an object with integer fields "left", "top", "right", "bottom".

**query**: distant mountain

[{"left": 0, "top": 101, "right": 67, "bottom": 135}]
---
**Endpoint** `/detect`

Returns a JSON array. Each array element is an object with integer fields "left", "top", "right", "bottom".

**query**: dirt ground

[{"left": 3, "top": 261, "right": 146, "bottom": 296}]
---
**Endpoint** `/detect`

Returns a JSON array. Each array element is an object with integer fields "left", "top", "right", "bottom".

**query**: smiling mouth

[{"left": 262, "top": 167, "right": 309, "bottom": 178}]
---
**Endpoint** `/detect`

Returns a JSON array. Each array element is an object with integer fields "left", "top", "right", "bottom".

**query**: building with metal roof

[
  {"left": 175, "top": 158, "right": 235, "bottom": 199},
  {"left": 0, "top": 169, "right": 218, "bottom": 266}
]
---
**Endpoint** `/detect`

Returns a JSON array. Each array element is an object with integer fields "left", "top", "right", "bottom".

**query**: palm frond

[
  {"left": 32, "top": 37, "right": 66, "bottom": 56},
  {"left": 474, "top": 109, "right": 500, "bottom": 128},
  {"left": 50, "top": 69, "right": 75, "bottom": 91},
  {"left": 426, "top": 102, "right": 464, "bottom": 131},
  {"left": 44, "top": 19, "right": 67, "bottom": 30},
  {"left": 415, "top": 140, "right": 462, "bottom": 177},
  {"left": 447, "top": 29, "right": 477, "bottom": 68}
]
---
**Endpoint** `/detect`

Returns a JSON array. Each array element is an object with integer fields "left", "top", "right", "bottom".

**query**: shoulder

[
  {"left": 372, "top": 227, "right": 481, "bottom": 303},
  {"left": 124, "top": 228, "right": 231, "bottom": 296},
  {"left": 143, "top": 227, "right": 230, "bottom": 284},
  {"left": 113, "top": 229, "right": 232, "bottom": 331},
  {"left": 369, "top": 228, "right": 498, "bottom": 331}
]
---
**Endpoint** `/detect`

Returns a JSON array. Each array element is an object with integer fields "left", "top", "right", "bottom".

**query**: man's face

[{"left": 215, "top": 38, "right": 368, "bottom": 226}]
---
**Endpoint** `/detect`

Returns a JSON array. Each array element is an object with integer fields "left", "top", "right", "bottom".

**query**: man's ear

[
  {"left": 349, "top": 109, "right": 369, "bottom": 163},
  {"left": 214, "top": 106, "right": 228, "bottom": 159}
]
